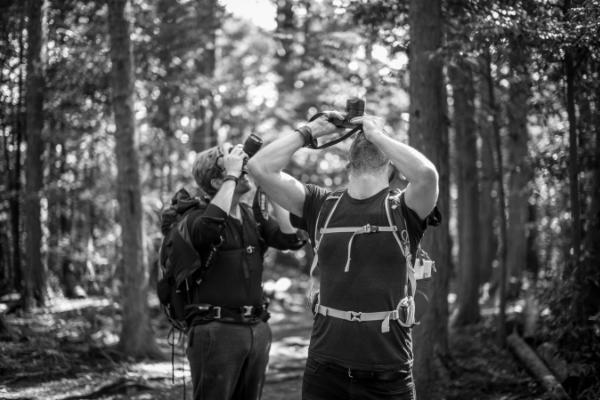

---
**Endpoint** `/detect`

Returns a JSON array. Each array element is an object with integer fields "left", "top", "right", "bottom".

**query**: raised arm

[
  {"left": 248, "top": 116, "right": 339, "bottom": 217},
  {"left": 352, "top": 115, "right": 439, "bottom": 219}
]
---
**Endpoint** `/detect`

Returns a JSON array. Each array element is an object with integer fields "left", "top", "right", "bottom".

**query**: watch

[{"left": 222, "top": 174, "right": 239, "bottom": 184}]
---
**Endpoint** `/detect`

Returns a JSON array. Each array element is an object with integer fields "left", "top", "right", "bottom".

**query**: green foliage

[{"left": 540, "top": 275, "right": 600, "bottom": 399}]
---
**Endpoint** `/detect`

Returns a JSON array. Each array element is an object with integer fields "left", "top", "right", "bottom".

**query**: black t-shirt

[
  {"left": 185, "top": 202, "right": 301, "bottom": 308},
  {"left": 290, "top": 184, "right": 426, "bottom": 370}
]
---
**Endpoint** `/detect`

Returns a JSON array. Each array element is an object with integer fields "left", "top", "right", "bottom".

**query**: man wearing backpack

[
  {"left": 247, "top": 113, "right": 439, "bottom": 400},
  {"left": 182, "top": 142, "right": 304, "bottom": 400}
]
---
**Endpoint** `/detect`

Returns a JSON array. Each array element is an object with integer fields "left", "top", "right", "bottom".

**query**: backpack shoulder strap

[
  {"left": 309, "top": 190, "right": 344, "bottom": 277},
  {"left": 384, "top": 189, "right": 410, "bottom": 257},
  {"left": 384, "top": 189, "right": 418, "bottom": 298}
]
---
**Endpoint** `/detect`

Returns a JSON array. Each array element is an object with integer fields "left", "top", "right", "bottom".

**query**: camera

[
  {"left": 329, "top": 97, "right": 365, "bottom": 128},
  {"left": 345, "top": 97, "right": 365, "bottom": 121},
  {"left": 236, "top": 133, "right": 263, "bottom": 173},
  {"left": 242, "top": 133, "right": 263, "bottom": 158}
]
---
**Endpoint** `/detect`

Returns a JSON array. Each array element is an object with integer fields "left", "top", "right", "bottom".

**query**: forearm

[
  {"left": 249, "top": 131, "right": 303, "bottom": 176},
  {"left": 271, "top": 201, "right": 297, "bottom": 234},
  {"left": 248, "top": 131, "right": 307, "bottom": 217},
  {"left": 210, "top": 181, "right": 237, "bottom": 214},
  {"left": 370, "top": 132, "right": 437, "bottom": 183}
]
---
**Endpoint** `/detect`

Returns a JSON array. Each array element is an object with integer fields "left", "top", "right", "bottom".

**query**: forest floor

[{"left": 0, "top": 283, "right": 550, "bottom": 400}]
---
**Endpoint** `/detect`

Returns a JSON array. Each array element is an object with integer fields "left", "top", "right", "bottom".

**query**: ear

[{"left": 210, "top": 177, "right": 223, "bottom": 191}]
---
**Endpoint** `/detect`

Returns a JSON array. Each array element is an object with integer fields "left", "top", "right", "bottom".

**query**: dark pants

[
  {"left": 302, "top": 357, "right": 416, "bottom": 400},
  {"left": 186, "top": 320, "right": 271, "bottom": 400}
]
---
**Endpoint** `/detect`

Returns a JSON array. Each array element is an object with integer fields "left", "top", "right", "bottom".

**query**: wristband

[
  {"left": 295, "top": 125, "right": 318, "bottom": 149},
  {"left": 222, "top": 174, "right": 239, "bottom": 184}
]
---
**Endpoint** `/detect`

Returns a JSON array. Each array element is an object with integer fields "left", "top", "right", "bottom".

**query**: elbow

[
  {"left": 246, "top": 157, "right": 263, "bottom": 176},
  {"left": 247, "top": 154, "right": 276, "bottom": 179},
  {"left": 419, "top": 164, "right": 439, "bottom": 187}
]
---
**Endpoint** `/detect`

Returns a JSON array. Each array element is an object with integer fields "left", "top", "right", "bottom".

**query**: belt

[
  {"left": 187, "top": 303, "right": 269, "bottom": 325},
  {"left": 315, "top": 304, "right": 398, "bottom": 322},
  {"left": 321, "top": 361, "right": 410, "bottom": 382},
  {"left": 314, "top": 300, "right": 414, "bottom": 332}
]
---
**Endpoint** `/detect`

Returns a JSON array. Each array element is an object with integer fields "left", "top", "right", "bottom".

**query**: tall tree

[
  {"left": 477, "top": 62, "right": 497, "bottom": 288},
  {"left": 192, "top": 0, "right": 219, "bottom": 151},
  {"left": 23, "top": 0, "right": 47, "bottom": 309},
  {"left": 408, "top": 0, "right": 449, "bottom": 397},
  {"left": 274, "top": 0, "right": 296, "bottom": 92},
  {"left": 449, "top": 58, "right": 480, "bottom": 326},
  {"left": 564, "top": 0, "right": 581, "bottom": 267},
  {"left": 505, "top": 38, "right": 531, "bottom": 291},
  {"left": 483, "top": 50, "right": 509, "bottom": 346},
  {"left": 107, "top": 0, "right": 161, "bottom": 358}
]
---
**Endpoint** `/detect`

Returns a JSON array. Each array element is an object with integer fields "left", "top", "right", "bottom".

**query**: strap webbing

[
  {"left": 319, "top": 225, "right": 398, "bottom": 272},
  {"left": 310, "top": 193, "right": 344, "bottom": 277},
  {"left": 315, "top": 301, "right": 416, "bottom": 333},
  {"left": 309, "top": 190, "right": 419, "bottom": 327}
]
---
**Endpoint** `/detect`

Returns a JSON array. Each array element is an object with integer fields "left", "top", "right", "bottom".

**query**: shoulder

[
  {"left": 304, "top": 183, "right": 330, "bottom": 202},
  {"left": 388, "top": 189, "right": 427, "bottom": 238}
]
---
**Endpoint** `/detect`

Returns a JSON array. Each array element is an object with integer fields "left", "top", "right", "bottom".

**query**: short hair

[{"left": 192, "top": 146, "right": 223, "bottom": 196}]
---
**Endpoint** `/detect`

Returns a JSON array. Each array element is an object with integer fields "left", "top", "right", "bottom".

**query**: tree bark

[
  {"left": 477, "top": 61, "right": 497, "bottom": 287},
  {"left": 23, "top": 0, "right": 47, "bottom": 309},
  {"left": 107, "top": 0, "right": 161, "bottom": 359},
  {"left": 449, "top": 60, "right": 480, "bottom": 326},
  {"left": 505, "top": 41, "right": 531, "bottom": 294},
  {"left": 409, "top": 0, "right": 449, "bottom": 397},
  {"left": 9, "top": 5, "right": 26, "bottom": 293},
  {"left": 507, "top": 333, "right": 571, "bottom": 400},
  {"left": 192, "top": 0, "right": 218, "bottom": 152},
  {"left": 484, "top": 50, "right": 509, "bottom": 347},
  {"left": 564, "top": 1, "right": 581, "bottom": 271},
  {"left": 275, "top": 0, "right": 296, "bottom": 92}
]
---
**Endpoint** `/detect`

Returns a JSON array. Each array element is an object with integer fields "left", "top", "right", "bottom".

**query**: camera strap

[{"left": 308, "top": 112, "right": 362, "bottom": 149}]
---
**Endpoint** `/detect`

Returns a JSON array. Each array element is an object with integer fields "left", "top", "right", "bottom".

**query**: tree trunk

[
  {"left": 10, "top": 2, "right": 26, "bottom": 294},
  {"left": 192, "top": 0, "right": 218, "bottom": 152},
  {"left": 408, "top": 0, "right": 449, "bottom": 397},
  {"left": 449, "top": 60, "right": 480, "bottom": 326},
  {"left": 477, "top": 62, "right": 497, "bottom": 287},
  {"left": 507, "top": 333, "right": 571, "bottom": 399},
  {"left": 107, "top": 0, "right": 161, "bottom": 359},
  {"left": 45, "top": 130, "right": 62, "bottom": 277},
  {"left": 23, "top": 0, "right": 47, "bottom": 309},
  {"left": 275, "top": 0, "right": 296, "bottom": 93},
  {"left": 505, "top": 42, "right": 531, "bottom": 296},
  {"left": 484, "top": 50, "right": 509, "bottom": 347},
  {"left": 564, "top": 2, "right": 581, "bottom": 271}
]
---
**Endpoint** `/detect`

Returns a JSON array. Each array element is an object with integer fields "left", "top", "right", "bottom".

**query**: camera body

[{"left": 329, "top": 97, "right": 365, "bottom": 128}]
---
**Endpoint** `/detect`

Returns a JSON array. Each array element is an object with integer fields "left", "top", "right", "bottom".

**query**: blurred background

[{"left": 0, "top": 0, "right": 599, "bottom": 399}]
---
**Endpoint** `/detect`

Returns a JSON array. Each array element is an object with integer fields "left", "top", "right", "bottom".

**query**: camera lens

[
  {"left": 243, "top": 134, "right": 263, "bottom": 158},
  {"left": 346, "top": 98, "right": 365, "bottom": 120}
]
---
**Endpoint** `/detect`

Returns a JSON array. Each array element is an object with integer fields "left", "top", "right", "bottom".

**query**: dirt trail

[{"left": 0, "top": 295, "right": 544, "bottom": 400}]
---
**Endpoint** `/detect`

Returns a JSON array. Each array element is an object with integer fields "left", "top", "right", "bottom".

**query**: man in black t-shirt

[
  {"left": 248, "top": 114, "right": 439, "bottom": 400},
  {"left": 184, "top": 142, "right": 304, "bottom": 400}
]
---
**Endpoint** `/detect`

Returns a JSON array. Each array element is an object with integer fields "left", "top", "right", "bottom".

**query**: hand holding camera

[
  {"left": 220, "top": 134, "right": 264, "bottom": 178},
  {"left": 349, "top": 114, "right": 386, "bottom": 142},
  {"left": 304, "top": 98, "right": 366, "bottom": 149},
  {"left": 222, "top": 144, "right": 246, "bottom": 178}
]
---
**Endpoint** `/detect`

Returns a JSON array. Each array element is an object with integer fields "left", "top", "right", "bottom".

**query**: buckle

[
  {"left": 246, "top": 246, "right": 255, "bottom": 254},
  {"left": 349, "top": 311, "right": 362, "bottom": 322},
  {"left": 212, "top": 306, "right": 222, "bottom": 319},
  {"left": 242, "top": 305, "right": 254, "bottom": 317},
  {"left": 362, "top": 224, "right": 378, "bottom": 233}
]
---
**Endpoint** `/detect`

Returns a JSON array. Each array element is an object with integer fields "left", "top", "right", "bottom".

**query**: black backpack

[{"left": 157, "top": 188, "right": 216, "bottom": 332}]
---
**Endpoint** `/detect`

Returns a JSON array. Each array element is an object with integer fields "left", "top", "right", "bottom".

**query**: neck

[{"left": 347, "top": 170, "right": 389, "bottom": 199}]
